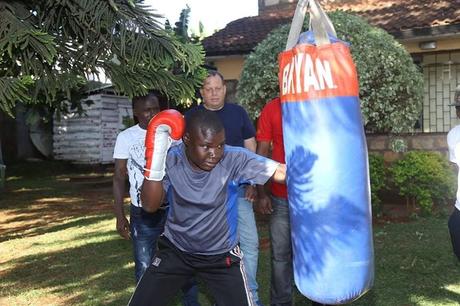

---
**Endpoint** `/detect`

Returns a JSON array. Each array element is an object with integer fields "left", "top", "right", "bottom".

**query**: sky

[{"left": 143, "top": 0, "right": 258, "bottom": 35}]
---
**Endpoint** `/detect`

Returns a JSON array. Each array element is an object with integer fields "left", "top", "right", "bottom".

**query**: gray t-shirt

[{"left": 163, "top": 143, "right": 279, "bottom": 255}]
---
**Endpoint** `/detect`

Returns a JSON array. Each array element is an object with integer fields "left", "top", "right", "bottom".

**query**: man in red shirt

[
  {"left": 256, "top": 97, "right": 292, "bottom": 306},
  {"left": 256, "top": 98, "right": 328, "bottom": 306}
]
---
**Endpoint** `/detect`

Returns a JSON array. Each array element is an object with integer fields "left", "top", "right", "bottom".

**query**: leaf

[{"left": 0, "top": 0, "right": 205, "bottom": 118}]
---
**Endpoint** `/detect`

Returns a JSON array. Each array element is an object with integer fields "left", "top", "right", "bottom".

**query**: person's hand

[
  {"left": 256, "top": 194, "right": 273, "bottom": 215},
  {"left": 245, "top": 185, "right": 257, "bottom": 202},
  {"left": 116, "top": 216, "right": 131, "bottom": 240},
  {"left": 144, "top": 110, "right": 185, "bottom": 181}
]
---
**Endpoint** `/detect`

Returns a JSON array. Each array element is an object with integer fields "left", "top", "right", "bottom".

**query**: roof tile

[{"left": 203, "top": 0, "right": 460, "bottom": 56}]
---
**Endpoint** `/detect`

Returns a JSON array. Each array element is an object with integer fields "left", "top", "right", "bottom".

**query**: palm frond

[
  {"left": 0, "top": 76, "right": 32, "bottom": 116},
  {"left": 0, "top": 0, "right": 205, "bottom": 117}
]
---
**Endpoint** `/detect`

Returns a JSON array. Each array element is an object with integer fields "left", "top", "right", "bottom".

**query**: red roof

[{"left": 203, "top": 0, "right": 460, "bottom": 56}]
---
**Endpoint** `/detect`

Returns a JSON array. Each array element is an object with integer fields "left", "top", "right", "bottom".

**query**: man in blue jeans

[
  {"left": 113, "top": 92, "right": 199, "bottom": 305},
  {"left": 185, "top": 70, "right": 262, "bottom": 305}
]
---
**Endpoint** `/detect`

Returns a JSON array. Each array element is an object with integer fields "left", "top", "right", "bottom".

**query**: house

[
  {"left": 0, "top": 85, "right": 131, "bottom": 166},
  {"left": 202, "top": 0, "right": 460, "bottom": 158},
  {"left": 53, "top": 86, "right": 131, "bottom": 164}
]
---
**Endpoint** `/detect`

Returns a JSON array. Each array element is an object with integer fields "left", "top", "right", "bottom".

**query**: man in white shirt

[{"left": 446, "top": 88, "right": 460, "bottom": 261}]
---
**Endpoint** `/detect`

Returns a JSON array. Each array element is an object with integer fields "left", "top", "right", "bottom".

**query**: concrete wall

[
  {"left": 207, "top": 56, "right": 246, "bottom": 80},
  {"left": 366, "top": 133, "right": 448, "bottom": 162}
]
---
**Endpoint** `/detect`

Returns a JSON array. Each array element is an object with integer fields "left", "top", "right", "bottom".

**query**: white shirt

[
  {"left": 447, "top": 125, "right": 460, "bottom": 210},
  {"left": 113, "top": 124, "right": 146, "bottom": 207}
]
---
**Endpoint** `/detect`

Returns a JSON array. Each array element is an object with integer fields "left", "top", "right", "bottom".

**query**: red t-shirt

[{"left": 256, "top": 97, "right": 287, "bottom": 199}]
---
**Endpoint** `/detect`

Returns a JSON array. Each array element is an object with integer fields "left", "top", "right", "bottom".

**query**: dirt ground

[
  {"left": 0, "top": 175, "right": 114, "bottom": 243},
  {"left": 0, "top": 171, "right": 414, "bottom": 247}
]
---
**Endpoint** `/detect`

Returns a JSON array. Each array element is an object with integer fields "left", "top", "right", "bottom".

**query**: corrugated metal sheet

[{"left": 53, "top": 94, "right": 131, "bottom": 164}]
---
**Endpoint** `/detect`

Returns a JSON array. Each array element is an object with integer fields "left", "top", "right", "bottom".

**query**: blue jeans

[
  {"left": 269, "top": 196, "right": 293, "bottom": 306},
  {"left": 130, "top": 204, "right": 166, "bottom": 282},
  {"left": 237, "top": 189, "right": 260, "bottom": 304},
  {"left": 130, "top": 204, "right": 200, "bottom": 306}
]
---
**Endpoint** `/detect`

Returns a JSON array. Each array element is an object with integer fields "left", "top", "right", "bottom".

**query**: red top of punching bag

[{"left": 278, "top": 43, "right": 359, "bottom": 103}]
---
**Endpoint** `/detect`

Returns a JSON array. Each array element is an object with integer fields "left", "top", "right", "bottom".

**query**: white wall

[{"left": 53, "top": 94, "right": 131, "bottom": 164}]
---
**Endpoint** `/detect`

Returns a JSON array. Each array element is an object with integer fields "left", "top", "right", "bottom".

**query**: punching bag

[{"left": 279, "top": 0, "right": 374, "bottom": 304}]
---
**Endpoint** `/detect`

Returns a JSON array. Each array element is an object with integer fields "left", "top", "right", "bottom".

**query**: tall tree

[
  {"left": 0, "top": 0, "right": 205, "bottom": 118},
  {"left": 0, "top": 0, "right": 205, "bottom": 168},
  {"left": 165, "top": 5, "right": 205, "bottom": 44}
]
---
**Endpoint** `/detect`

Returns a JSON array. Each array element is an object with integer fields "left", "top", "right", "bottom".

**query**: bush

[
  {"left": 389, "top": 151, "right": 456, "bottom": 214},
  {"left": 237, "top": 10, "right": 423, "bottom": 133},
  {"left": 369, "top": 153, "right": 386, "bottom": 214}
]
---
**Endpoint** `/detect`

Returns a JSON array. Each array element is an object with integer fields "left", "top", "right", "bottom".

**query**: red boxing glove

[{"left": 144, "top": 110, "right": 185, "bottom": 181}]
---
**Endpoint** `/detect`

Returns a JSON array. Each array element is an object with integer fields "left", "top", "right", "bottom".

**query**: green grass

[{"left": 1, "top": 161, "right": 459, "bottom": 305}]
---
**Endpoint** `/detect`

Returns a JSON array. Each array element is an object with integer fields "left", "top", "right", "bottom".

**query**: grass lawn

[{"left": 0, "top": 161, "right": 459, "bottom": 305}]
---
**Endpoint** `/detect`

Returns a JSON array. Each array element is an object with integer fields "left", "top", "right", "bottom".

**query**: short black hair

[
  {"left": 132, "top": 91, "right": 169, "bottom": 110},
  {"left": 186, "top": 109, "right": 224, "bottom": 136},
  {"left": 204, "top": 70, "right": 224, "bottom": 83}
]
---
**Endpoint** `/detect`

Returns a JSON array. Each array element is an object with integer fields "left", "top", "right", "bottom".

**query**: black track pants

[{"left": 128, "top": 236, "right": 253, "bottom": 306}]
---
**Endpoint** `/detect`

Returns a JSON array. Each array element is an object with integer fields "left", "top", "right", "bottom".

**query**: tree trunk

[
  {"left": 0, "top": 111, "right": 4, "bottom": 164},
  {"left": 0, "top": 136, "right": 3, "bottom": 164},
  {"left": 0, "top": 113, "right": 5, "bottom": 190}
]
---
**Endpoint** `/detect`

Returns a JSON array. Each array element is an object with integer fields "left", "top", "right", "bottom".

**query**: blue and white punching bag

[{"left": 279, "top": 0, "right": 374, "bottom": 304}]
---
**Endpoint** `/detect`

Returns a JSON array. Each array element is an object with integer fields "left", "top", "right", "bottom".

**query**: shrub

[
  {"left": 389, "top": 151, "right": 456, "bottom": 214},
  {"left": 237, "top": 10, "right": 423, "bottom": 133},
  {"left": 368, "top": 153, "right": 386, "bottom": 214}
]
